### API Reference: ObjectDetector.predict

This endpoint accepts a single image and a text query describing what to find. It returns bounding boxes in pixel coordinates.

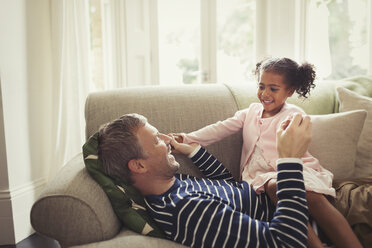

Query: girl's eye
[258,85,264,90]
[271,88,279,92]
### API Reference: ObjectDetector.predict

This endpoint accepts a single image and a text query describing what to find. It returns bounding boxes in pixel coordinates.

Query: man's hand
[169,135,199,156]
[276,113,312,158]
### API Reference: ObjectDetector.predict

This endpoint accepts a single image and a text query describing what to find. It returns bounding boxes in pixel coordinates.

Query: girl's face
[257,71,295,118]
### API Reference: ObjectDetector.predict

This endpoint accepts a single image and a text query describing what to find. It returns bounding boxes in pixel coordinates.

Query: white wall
[0,0,53,244]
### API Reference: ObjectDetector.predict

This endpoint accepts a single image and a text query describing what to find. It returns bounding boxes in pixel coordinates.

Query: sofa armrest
[31,153,121,247]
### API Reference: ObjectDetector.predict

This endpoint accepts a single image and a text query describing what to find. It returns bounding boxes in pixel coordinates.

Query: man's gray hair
[98,113,148,185]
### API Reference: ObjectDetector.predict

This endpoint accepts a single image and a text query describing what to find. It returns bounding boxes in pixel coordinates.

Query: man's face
[136,123,180,178]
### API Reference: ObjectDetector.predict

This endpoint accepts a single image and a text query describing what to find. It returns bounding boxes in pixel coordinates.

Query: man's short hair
[98,113,148,185]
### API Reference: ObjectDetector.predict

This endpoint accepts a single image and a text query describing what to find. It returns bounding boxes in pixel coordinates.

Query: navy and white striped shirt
[145,147,309,248]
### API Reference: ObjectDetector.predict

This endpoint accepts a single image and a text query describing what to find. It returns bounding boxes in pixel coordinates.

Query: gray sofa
[31,79,372,247]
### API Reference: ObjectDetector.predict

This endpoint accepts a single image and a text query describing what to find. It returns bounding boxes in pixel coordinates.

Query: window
[157,0,256,84]
[326,0,369,79]
[216,0,256,83]
[88,0,372,88]
[157,0,200,84]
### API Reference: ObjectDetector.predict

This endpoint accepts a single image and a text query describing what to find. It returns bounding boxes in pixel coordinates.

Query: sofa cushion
[85,84,242,180]
[82,132,165,238]
[337,87,372,177]
[68,229,187,248]
[309,110,367,179]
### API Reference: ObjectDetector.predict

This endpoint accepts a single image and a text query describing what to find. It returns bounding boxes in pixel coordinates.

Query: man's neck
[135,176,176,196]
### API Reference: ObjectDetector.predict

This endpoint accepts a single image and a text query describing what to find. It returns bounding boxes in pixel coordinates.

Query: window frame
[98,0,372,87]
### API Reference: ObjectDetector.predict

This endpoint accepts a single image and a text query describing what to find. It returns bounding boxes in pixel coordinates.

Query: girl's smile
[257,71,295,118]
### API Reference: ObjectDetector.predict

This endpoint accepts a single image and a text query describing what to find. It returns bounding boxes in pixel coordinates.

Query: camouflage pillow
[82,132,165,238]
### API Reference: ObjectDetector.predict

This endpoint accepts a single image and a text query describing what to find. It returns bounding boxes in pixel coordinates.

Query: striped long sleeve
[145,147,308,248]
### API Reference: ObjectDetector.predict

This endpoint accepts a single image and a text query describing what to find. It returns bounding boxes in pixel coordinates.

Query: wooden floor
[0,234,60,248]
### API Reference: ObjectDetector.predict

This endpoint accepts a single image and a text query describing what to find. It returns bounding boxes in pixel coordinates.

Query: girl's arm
[182,109,248,146]
[170,137,234,181]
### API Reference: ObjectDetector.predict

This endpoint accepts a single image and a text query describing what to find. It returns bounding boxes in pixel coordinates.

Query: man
[98,113,311,248]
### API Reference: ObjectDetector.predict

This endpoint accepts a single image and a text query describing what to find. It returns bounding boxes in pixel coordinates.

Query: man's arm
[170,138,234,181]
[276,113,312,159]
[171,161,308,248]
[190,146,234,181]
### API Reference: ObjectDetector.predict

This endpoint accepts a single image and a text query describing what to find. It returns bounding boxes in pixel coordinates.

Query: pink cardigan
[183,102,335,197]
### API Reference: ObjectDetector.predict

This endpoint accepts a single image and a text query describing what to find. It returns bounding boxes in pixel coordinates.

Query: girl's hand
[168,133,184,143]
[169,134,198,156]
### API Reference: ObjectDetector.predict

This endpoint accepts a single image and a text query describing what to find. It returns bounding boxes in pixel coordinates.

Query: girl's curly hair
[254,57,316,98]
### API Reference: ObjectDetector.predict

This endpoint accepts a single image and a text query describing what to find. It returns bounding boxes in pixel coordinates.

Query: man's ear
[128,159,147,174]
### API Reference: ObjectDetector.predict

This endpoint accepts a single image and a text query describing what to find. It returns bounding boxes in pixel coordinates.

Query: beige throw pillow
[309,110,367,179]
[337,87,372,177]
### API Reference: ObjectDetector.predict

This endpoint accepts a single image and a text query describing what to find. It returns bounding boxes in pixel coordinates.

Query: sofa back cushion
[309,110,367,179]
[85,84,242,180]
[337,87,372,177]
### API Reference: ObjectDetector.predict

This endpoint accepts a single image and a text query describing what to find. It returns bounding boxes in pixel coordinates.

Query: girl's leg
[265,180,323,248]
[306,192,362,248]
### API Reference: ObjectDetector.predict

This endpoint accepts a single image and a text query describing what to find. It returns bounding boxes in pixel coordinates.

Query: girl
[174,58,361,248]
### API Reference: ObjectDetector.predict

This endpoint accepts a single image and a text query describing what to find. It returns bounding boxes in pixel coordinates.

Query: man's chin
[168,155,180,169]
[172,161,180,170]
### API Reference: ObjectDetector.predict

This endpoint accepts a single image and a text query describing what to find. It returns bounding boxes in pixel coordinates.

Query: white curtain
[50,0,91,177]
